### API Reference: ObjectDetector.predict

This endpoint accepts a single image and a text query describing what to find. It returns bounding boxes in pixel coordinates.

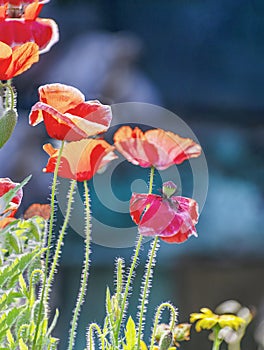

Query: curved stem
[68,180,92,350]
[114,166,155,345]
[87,323,103,350]
[46,180,76,300]
[137,235,159,347]
[32,141,65,350]
[150,302,178,349]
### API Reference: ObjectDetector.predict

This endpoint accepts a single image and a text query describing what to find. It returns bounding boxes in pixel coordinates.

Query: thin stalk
[32,141,65,350]
[0,82,15,110]
[46,180,76,300]
[212,326,223,350]
[137,235,159,347]
[114,166,155,345]
[68,180,92,350]
[150,302,178,349]
[87,323,103,350]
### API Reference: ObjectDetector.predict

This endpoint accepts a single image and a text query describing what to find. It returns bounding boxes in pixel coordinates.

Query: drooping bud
[159,331,173,350]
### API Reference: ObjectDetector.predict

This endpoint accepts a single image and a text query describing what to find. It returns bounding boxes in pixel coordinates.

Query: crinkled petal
[29,101,111,141]
[114,126,157,167]
[130,193,158,224]
[38,83,85,113]
[0,41,12,77]
[114,126,202,170]
[8,41,39,77]
[0,18,59,54]
[43,140,116,182]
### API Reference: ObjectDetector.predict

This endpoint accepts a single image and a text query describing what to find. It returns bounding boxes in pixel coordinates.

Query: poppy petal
[0,41,12,76]
[43,140,116,182]
[38,83,85,113]
[114,126,202,170]
[0,18,59,54]
[8,42,39,77]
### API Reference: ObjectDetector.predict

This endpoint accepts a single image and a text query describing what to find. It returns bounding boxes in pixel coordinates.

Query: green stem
[87,323,103,350]
[212,326,223,350]
[137,235,159,347]
[46,180,76,300]
[32,140,65,350]
[114,166,155,346]
[68,180,92,350]
[0,82,15,110]
[150,302,178,350]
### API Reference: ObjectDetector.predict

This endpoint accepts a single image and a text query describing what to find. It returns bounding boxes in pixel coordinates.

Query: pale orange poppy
[0,41,39,80]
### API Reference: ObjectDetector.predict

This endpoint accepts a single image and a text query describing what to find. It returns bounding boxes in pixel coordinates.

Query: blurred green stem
[212,326,223,350]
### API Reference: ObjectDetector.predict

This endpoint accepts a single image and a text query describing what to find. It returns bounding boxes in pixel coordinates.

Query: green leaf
[6,329,15,347]
[0,291,23,310]
[124,316,137,350]
[6,232,21,254]
[0,109,17,149]
[18,338,28,350]
[0,247,44,289]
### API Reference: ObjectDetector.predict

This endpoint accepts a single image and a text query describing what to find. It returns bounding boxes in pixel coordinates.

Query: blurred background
[0,0,264,348]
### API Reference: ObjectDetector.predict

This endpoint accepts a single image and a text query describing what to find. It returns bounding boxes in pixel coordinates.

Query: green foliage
[123,317,137,350]
[0,216,58,349]
[0,109,17,149]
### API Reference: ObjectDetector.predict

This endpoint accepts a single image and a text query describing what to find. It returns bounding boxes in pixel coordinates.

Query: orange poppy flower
[29,84,113,141]
[0,177,23,217]
[43,139,117,182]
[114,126,202,170]
[0,41,39,80]
[0,0,58,54]
[24,203,50,220]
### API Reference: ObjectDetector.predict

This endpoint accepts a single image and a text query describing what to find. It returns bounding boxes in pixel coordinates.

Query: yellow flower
[190,308,246,333]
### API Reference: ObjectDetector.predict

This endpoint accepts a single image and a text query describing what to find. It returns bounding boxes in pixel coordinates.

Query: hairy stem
[150,302,178,349]
[46,180,76,300]
[68,180,92,350]
[114,166,155,346]
[137,235,159,347]
[32,141,65,350]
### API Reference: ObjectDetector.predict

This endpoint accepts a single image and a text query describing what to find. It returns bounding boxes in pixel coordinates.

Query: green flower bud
[159,331,173,350]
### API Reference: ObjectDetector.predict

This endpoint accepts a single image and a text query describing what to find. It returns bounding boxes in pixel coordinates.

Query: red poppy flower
[0,177,23,217]
[43,139,117,182]
[130,181,199,244]
[29,84,113,141]
[0,41,39,80]
[114,126,201,170]
[0,0,58,54]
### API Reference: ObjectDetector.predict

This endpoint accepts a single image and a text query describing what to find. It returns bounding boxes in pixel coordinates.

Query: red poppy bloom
[130,181,199,244]
[0,41,39,80]
[29,84,113,141]
[0,177,23,217]
[0,0,58,54]
[114,126,201,170]
[43,139,117,182]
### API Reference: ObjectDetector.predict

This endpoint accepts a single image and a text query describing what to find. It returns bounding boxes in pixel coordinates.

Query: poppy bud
[159,331,173,350]
[0,109,17,148]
